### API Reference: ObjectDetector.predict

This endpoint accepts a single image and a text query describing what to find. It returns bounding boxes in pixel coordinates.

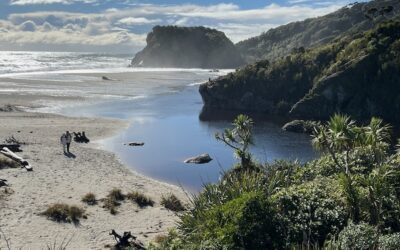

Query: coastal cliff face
[200,20,400,124]
[131,26,244,69]
[237,0,400,63]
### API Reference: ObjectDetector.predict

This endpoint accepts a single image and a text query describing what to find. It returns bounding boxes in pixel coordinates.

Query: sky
[0,0,362,53]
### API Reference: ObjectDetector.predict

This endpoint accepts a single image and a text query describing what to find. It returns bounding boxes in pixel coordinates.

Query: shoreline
[0,99,188,249]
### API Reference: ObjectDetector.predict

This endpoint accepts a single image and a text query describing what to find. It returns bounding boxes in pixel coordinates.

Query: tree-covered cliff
[236,0,400,63]
[131,26,244,69]
[200,19,400,124]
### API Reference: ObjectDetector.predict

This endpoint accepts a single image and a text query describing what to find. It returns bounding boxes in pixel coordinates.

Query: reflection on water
[64,84,317,192]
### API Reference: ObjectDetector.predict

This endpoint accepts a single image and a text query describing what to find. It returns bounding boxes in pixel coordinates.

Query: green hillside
[200,19,400,124]
[237,0,400,63]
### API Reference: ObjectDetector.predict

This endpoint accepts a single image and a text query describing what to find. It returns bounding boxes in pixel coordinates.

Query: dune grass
[81,192,97,205]
[41,203,86,223]
[126,191,155,208]
[102,188,125,215]
[161,194,185,212]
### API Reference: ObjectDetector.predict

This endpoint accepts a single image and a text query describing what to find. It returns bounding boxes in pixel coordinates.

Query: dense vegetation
[236,0,400,63]
[200,19,400,124]
[149,114,400,249]
[131,26,244,68]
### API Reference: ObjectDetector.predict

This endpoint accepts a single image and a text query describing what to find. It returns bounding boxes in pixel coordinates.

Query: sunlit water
[0,51,317,192]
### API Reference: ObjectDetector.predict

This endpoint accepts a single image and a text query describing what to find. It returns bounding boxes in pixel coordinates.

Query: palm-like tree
[312,114,357,173]
[359,117,391,163]
[216,114,254,168]
[360,165,395,229]
[312,114,392,223]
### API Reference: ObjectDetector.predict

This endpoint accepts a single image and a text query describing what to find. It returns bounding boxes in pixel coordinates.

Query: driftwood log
[124,142,145,147]
[0,147,32,171]
[0,144,21,152]
[110,230,146,250]
[0,179,7,187]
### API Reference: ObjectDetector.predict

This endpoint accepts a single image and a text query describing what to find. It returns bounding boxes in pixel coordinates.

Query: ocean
[0,51,317,192]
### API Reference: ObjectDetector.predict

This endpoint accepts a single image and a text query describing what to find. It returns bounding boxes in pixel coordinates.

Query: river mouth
[57,74,316,192]
[1,67,317,192]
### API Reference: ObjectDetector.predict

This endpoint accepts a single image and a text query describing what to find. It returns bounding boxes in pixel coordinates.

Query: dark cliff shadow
[199,106,289,125]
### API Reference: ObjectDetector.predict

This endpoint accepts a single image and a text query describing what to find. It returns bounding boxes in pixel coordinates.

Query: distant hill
[131,26,244,69]
[237,0,400,63]
[200,19,400,124]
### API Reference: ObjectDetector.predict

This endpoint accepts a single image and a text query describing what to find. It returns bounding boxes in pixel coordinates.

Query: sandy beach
[0,89,187,249]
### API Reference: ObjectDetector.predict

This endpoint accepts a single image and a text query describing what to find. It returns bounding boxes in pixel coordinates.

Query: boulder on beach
[184,154,212,164]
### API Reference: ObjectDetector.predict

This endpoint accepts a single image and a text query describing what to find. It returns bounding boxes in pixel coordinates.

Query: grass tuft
[41,203,85,223]
[161,194,185,212]
[102,188,125,215]
[108,188,125,201]
[126,191,155,208]
[81,192,97,205]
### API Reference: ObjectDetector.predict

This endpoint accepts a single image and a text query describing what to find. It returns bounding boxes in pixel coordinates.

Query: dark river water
[60,70,317,192]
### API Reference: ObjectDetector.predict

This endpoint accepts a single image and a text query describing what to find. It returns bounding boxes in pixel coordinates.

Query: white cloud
[10,0,97,5]
[19,20,37,31]
[117,17,161,26]
[0,2,347,52]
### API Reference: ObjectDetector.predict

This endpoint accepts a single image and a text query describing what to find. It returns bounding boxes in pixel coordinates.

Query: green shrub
[202,192,278,249]
[126,191,154,208]
[379,233,400,250]
[271,178,347,245]
[161,194,185,212]
[338,222,379,250]
[41,203,85,223]
[81,193,97,205]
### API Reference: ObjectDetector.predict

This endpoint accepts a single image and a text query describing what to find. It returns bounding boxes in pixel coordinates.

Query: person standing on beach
[60,133,67,153]
[65,131,72,153]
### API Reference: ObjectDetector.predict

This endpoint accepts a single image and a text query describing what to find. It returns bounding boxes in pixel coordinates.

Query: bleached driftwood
[0,147,32,171]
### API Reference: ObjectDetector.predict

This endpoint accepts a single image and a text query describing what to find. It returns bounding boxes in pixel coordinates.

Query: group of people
[73,131,90,143]
[60,131,90,154]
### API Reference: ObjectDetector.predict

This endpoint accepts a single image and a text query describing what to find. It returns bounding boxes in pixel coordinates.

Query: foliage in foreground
[150,114,400,249]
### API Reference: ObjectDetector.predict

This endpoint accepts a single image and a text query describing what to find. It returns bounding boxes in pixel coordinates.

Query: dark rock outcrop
[200,19,400,125]
[131,26,244,69]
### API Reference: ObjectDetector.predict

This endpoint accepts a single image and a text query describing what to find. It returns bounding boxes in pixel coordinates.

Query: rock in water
[184,154,213,164]
[282,120,318,134]
[124,142,145,147]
